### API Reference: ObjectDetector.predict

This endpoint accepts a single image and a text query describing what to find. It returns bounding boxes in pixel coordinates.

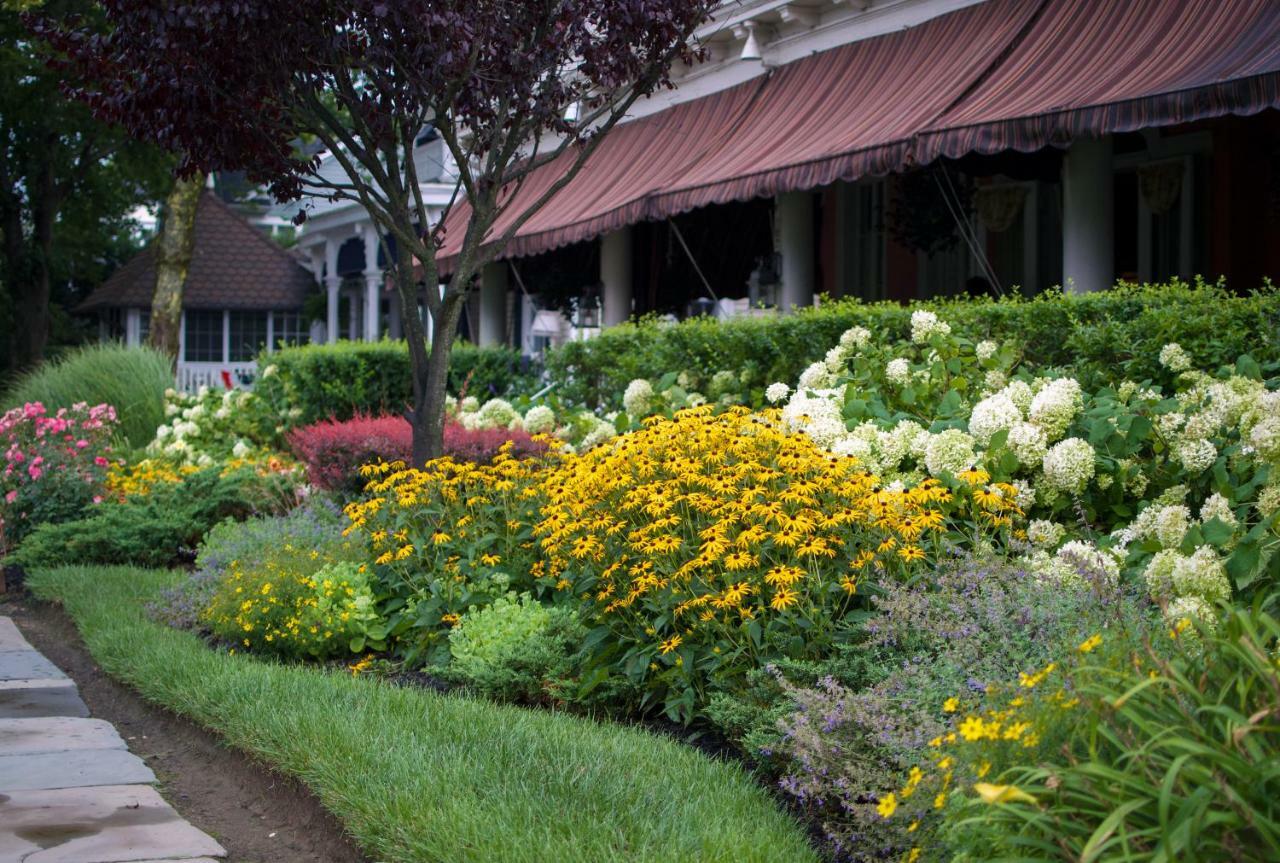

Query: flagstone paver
[0,679,90,719]
[0,616,226,862]
[0,718,126,756]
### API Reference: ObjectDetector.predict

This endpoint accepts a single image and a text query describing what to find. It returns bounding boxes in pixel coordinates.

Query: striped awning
[437,0,1280,270]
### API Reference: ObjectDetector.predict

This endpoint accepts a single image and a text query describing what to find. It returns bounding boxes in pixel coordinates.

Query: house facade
[433,0,1280,352]
[79,191,316,390]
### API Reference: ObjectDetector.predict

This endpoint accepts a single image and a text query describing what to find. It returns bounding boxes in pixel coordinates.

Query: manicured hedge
[545,279,1280,409]
[255,340,539,427]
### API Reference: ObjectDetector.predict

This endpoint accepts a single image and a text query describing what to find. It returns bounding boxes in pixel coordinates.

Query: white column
[600,228,633,328]
[1062,135,1114,293]
[362,228,381,341]
[323,239,340,344]
[777,191,816,311]
[479,262,509,347]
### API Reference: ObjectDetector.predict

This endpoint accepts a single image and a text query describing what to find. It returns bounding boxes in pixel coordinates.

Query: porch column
[323,239,340,344]
[600,228,633,328]
[777,191,816,311]
[1062,135,1114,293]
[479,261,508,347]
[363,228,381,341]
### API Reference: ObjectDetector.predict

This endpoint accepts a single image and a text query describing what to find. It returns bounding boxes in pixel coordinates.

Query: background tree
[148,172,203,361]
[0,0,167,373]
[35,0,715,462]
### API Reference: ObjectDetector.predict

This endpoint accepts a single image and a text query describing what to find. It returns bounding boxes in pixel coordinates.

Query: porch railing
[176,361,258,393]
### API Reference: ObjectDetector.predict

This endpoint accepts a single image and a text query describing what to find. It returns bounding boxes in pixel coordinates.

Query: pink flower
[27,464,42,481]
[4,490,16,504]
[94,456,109,468]
[76,439,90,449]
[92,495,103,504]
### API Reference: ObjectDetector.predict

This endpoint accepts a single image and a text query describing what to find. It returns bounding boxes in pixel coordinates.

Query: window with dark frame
[183,310,224,362]
[229,311,269,362]
[272,311,310,349]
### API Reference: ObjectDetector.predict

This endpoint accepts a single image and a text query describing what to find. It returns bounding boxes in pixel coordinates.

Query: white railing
[176,361,258,393]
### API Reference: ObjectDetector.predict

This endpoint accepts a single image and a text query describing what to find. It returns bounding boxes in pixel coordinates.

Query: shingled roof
[79,190,315,312]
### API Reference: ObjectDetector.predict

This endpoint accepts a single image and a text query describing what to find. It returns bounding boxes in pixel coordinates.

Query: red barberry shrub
[289,415,545,496]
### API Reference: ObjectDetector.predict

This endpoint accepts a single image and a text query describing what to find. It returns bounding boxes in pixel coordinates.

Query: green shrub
[444,593,583,703]
[546,279,1280,409]
[8,463,296,570]
[2,343,173,449]
[254,340,539,427]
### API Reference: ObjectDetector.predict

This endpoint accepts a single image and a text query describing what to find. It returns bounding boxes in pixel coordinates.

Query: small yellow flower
[876,792,898,819]
[659,634,683,655]
[1078,633,1103,653]
[942,696,959,713]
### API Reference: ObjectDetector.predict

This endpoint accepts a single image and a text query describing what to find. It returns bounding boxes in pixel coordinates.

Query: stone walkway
[0,616,226,863]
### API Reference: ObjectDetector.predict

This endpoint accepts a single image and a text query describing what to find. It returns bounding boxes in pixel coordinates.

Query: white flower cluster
[910,310,951,343]
[765,382,791,404]
[781,387,847,449]
[1040,437,1096,495]
[1028,377,1083,440]
[968,392,1022,446]
[923,429,976,478]
[798,361,837,391]
[885,358,911,386]
[623,379,659,417]
[522,405,557,436]
[840,326,871,351]
[975,340,998,361]
[1158,342,1192,372]
[1028,540,1120,591]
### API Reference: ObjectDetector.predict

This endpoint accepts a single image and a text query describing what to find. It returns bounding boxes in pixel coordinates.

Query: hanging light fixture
[739,22,763,62]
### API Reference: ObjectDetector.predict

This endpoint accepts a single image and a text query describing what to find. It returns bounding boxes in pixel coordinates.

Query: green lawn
[28,566,817,863]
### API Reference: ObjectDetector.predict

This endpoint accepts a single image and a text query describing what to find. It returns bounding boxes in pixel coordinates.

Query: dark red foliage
[289,414,545,496]
[32,1,714,203]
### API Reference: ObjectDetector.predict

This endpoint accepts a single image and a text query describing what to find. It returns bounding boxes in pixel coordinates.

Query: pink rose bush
[1,402,118,553]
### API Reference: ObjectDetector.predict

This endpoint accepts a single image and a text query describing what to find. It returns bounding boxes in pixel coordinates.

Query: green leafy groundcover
[28,566,817,863]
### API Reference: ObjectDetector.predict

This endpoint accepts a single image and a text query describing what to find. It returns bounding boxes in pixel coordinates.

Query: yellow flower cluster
[345,407,1025,692]
[201,549,380,659]
[105,458,198,499]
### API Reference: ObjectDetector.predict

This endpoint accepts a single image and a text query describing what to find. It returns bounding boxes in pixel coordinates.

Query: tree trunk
[413,294,465,464]
[149,173,204,361]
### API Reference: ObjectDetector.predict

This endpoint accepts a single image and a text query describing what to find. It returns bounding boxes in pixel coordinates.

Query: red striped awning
[915,0,1280,163]
[436,0,1280,270]
[436,0,1038,269]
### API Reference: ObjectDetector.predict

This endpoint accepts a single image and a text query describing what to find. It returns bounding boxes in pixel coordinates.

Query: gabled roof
[80,190,315,312]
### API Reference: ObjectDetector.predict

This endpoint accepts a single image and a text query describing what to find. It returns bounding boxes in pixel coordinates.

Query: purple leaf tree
[33,0,713,461]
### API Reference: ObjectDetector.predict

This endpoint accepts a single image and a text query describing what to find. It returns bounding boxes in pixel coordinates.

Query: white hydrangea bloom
[1165,595,1217,630]
[968,393,1022,446]
[839,326,871,351]
[798,361,836,391]
[1199,493,1237,530]
[1259,483,1280,516]
[824,346,849,372]
[1005,422,1048,468]
[1153,504,1191,548]
[164,402,181,417]
[1056,540,1121,590]
[923,429,977,478]
[460,396,480,413]
[910,310,951,343]
[1158,342,1192,372]
[1156,412,1187,437]
[885,358,911,386]
[1001,379,1034,414]
[1041,437,1096,495]
[975,340,998,361]
[1027,519,1065,548]
[1142,549,1181,599]
[579,419,617,451]
[676,371,694,390]
[781,387,847,449]
[622,379,656,417]
[765,382,790,404]
[831,435,875,466]
[710,370,738,395]
[893,420,929,458]
[1028,377,1083,439]
[1011,479,1036,510]
[477,398,519,428]
[523,406,556,435]
[231,439,251,459]
[1175,437,1218,474]
[687,392,708,408]
[983,370,1008,393]
[1247,416,1280,462]
[260,363,279,379]
[1170,546,1231,604]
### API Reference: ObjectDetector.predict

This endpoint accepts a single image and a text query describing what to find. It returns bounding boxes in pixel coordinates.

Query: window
[842,181,886,299]
[272,312,310,349]
[229,311,268,362]
[138,309,151,345]
[183,310,224,362]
